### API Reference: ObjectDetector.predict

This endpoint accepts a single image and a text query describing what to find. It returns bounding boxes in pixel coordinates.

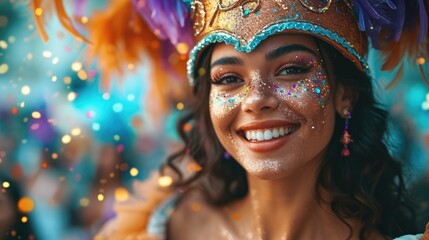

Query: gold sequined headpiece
[187,0,370,84]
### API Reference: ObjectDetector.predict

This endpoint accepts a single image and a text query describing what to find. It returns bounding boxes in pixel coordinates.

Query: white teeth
[246,131,252,140]
[272,128,279,138]
[264,130,272,140]
[256,131,264,141]
[243,126,296,142]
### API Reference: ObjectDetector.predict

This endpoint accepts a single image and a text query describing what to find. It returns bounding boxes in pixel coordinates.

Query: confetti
[21,85,31,95]
[77,70,87,80]
[18,197,35,213]
[2,181,10,188]
[176,42,189,54]
[86,110,96,119]
[0,63,9,74]
[67,92,77,101]
[42,51,52,58]
[130,168,139,177]
[80,198,90,207]
[63,76,72,84]
[81,16,89,24]
[176,102,184,110]
[158,176,173,187]
[127,94,135,101]
[62,134,72,144]
[31,111,41,119]
[113,135,120,141]
[114,188,129,202]
[102,92,110,100]
[52,57,59,64]
[0,40,7,49]
[113,103,123,112]
[97,194,104,202]
[34,8,43,16]
[92,123,100,131]
[71,128,81,136]
[71,61,82,72]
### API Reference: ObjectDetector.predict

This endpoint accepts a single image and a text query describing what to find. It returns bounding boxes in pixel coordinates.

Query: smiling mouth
[241,125,299,142]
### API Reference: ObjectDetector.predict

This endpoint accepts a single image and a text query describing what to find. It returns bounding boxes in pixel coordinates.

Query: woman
[33,0,429,239]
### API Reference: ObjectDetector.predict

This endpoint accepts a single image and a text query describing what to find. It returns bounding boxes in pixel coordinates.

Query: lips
[238,120,300,153]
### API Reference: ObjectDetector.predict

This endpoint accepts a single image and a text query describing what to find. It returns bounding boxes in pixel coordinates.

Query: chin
[238,157,299,180]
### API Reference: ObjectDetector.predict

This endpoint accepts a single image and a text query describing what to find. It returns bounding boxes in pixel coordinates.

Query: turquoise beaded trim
[187,21,371,85]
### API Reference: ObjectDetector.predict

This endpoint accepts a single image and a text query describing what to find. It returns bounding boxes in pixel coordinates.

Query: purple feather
[353,0,405,48]
[353,0,428,48]
[417,0,428,43]
[132,0,194,47]
[72,0,87,17]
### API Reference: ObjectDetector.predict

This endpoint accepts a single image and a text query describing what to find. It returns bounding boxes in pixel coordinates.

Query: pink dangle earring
[340,107,353,157]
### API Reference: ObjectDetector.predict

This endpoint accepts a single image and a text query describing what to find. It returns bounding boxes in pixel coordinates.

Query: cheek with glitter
[209,86,250,118]
[273,65,330,109]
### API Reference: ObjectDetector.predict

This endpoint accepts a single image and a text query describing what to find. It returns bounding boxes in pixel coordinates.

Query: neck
[235,157,359,240]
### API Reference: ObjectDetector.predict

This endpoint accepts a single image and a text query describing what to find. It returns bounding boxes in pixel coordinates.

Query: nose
[241,81,280,114]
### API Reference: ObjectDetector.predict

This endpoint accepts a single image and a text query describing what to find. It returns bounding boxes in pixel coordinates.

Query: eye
[276,65,309,76]
[211,74,243,85]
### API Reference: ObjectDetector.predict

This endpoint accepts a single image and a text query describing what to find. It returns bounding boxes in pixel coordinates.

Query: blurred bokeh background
[0,0,428,239]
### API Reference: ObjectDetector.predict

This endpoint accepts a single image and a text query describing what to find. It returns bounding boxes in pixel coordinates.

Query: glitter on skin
[272,58,330,109]
[211,56,332,178]
[210,58,330,121]
[209,85,250,118]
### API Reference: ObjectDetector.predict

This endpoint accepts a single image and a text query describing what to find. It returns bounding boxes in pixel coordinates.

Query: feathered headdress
[32,0,428,89]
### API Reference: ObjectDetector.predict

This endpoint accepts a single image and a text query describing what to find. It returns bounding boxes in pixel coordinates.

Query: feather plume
[87,0,191,117]
[378,0,428,70]
[32,0,89,42]
[131,0,193,47]
[354,0,428,88]
[32,0,192,118]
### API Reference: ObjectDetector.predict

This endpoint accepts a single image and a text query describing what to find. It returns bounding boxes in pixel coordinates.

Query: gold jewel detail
[209,0,241,27]
[299,0,332,13]
[191,1,206,36]
[239,0,261,18]
[274,0,289,10]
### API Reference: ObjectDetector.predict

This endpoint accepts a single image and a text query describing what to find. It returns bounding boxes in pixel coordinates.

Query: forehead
[210,34,318,63]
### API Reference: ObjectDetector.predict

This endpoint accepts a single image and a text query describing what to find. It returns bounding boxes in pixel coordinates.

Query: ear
[334,82,359,118]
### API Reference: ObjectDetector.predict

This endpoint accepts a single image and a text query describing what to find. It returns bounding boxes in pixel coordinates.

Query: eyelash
[211,60,314,85]
[275,60,313,76]
[211,73,243,85]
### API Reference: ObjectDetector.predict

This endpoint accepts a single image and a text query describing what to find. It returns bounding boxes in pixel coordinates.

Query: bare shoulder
[167,189,223,240]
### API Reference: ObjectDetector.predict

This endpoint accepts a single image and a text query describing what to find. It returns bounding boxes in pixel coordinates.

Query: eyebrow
[265,44,318,61]
[210,44,318,68]
[211,56,243,68]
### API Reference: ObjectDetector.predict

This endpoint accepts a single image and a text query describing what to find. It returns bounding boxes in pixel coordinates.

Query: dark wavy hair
[161,38,417,239]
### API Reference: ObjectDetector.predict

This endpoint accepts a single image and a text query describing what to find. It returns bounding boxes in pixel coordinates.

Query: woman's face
[209,34,337,180]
